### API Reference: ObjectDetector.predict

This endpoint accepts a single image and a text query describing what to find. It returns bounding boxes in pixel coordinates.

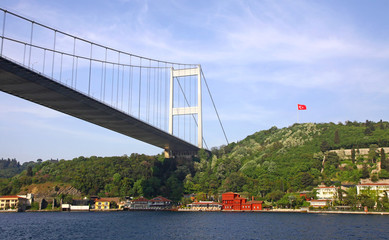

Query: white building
[315,186,338,200]
[308,199,328,208]
[356,183,389,199]
[17,193,33,207]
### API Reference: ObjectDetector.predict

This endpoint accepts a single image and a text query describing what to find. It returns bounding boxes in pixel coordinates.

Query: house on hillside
[357,183,389,199]
[315,185,338,200]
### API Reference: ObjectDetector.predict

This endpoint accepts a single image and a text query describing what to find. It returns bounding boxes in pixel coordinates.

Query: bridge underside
[0,57,200,157]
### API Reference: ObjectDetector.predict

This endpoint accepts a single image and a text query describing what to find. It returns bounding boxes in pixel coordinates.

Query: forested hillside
[191,121,389,200]
[1,120,389,203]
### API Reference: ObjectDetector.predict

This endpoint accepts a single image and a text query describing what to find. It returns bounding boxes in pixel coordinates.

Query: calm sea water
[0,211,388,240]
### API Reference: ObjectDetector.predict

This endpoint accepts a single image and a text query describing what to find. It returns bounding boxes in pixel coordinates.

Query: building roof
[190,201,222,205]
[131,197,149,202]
[150,196,172,202]
[95,197,120,203]
[358,183,389,186]
[0,195,26,199]
[222,192,238,195]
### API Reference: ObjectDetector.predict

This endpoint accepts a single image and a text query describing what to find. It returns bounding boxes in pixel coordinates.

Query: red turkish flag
[298,104,307,110]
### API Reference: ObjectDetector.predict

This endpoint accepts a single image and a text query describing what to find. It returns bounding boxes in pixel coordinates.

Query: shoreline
[2,209,389,215]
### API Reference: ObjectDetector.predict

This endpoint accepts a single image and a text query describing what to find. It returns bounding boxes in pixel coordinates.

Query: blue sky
[1,0,389,163]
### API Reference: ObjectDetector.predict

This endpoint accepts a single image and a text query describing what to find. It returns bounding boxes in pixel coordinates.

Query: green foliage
[110,201,118,209]
[361,164,370,179]
[30,202,39,210]
[0,158,39,178]
[334,129,340,145]
[379,169,389,179]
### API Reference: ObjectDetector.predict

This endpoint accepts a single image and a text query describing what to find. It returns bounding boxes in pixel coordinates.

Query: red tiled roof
[132,197,149,202]
[0,195,26,199]
[150,196,172,202]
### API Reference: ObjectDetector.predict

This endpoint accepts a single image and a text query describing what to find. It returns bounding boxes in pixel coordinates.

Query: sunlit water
[0,211,388,239]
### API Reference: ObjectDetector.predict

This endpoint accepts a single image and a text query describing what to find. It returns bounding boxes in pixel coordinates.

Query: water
[0,211,388,240]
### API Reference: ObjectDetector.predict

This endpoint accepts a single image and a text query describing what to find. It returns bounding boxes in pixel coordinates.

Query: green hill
[1,120,389,204]
[189,120,389,198]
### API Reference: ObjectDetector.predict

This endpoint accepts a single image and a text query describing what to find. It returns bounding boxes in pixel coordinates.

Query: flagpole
[297,109,299,123]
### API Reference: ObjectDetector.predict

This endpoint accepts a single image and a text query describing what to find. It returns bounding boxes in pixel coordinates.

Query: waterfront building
[95,198,111,210]
[0,195,28,211]
[130,197,150,210]
[356,183,389,199]
[222,192,262,211]
[187,201,222,211]
[242,199,263,211]
[149,196,172,210]
[222,192,246,210]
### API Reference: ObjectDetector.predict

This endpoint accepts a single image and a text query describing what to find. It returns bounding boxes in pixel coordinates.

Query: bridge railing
[0,8,208,148]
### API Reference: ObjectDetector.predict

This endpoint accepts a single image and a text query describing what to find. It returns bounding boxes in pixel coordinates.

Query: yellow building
[0,195,28,211]
[94,197,121,210]
[95,198,109,210]
[95,198,110,210]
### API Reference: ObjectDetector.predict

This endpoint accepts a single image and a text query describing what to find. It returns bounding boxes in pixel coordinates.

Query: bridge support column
[169,66,203,148]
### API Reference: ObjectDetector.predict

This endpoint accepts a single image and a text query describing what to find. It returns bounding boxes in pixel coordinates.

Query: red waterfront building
[222,192,263,211]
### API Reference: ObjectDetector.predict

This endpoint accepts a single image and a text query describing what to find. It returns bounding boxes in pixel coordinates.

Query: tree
[359,194,375,209]
[364,120,375,135]
[320,140,331,152]
[351,148,356,164]
[293,172,314,189]
[110,201,118,209]
[381,148,387,170]
[326,152,340,168]
[26,166,33,177]
[368,144,378,164]
[334,129,340,145]
[266,190,284,202]
[361,164,369,179]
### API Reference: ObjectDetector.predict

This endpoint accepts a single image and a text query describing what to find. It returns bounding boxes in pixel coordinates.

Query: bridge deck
[0,57,200,155]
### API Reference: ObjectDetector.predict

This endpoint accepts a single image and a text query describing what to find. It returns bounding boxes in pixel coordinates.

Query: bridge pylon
[166,65,202,158]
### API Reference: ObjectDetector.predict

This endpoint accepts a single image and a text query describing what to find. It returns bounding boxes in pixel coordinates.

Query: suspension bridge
[0,8,228,158]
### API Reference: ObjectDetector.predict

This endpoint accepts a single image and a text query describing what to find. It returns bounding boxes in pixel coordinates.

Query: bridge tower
[167,66,202,158]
